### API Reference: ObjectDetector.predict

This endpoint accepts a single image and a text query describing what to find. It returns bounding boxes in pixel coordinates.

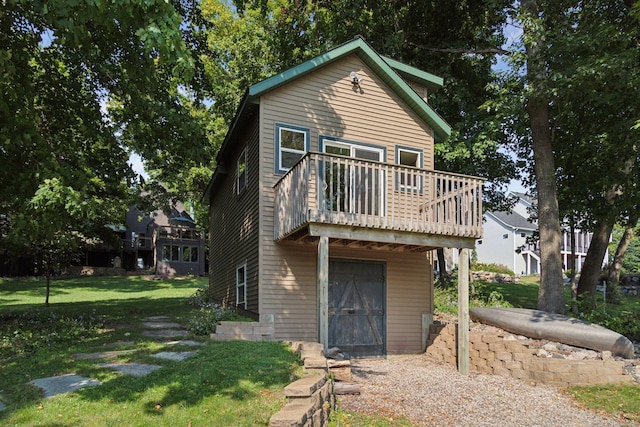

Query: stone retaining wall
[270,342,338,427]
[426,323,635,387]
[270,374,333,427]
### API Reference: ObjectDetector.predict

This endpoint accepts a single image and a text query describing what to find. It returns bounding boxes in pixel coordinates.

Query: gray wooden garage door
[328,259,385,357]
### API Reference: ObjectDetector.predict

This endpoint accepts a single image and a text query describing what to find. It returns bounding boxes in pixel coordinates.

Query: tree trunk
[577,221,613,307]
[606,219,636,304]
[522,0,565,314]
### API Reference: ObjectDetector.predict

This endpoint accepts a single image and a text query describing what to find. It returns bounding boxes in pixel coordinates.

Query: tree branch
[408,41,512,56]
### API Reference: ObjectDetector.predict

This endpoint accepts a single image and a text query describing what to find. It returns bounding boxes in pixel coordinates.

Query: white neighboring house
[475,192,596,276]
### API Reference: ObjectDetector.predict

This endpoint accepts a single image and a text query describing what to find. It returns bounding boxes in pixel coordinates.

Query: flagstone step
[30,374,101,398]
[98,362,162,377]
[73,349,137,360]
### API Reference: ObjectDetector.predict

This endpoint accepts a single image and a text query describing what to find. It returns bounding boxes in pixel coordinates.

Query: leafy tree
[1,0,196,298]
[487,0,639,312]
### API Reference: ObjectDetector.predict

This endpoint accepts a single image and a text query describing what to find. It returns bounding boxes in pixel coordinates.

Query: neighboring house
[203,37,483,357]
[475,192,595,275]
[85,203,206,276]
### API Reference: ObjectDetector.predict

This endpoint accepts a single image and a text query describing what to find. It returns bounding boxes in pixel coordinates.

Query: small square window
[503,234,509,239]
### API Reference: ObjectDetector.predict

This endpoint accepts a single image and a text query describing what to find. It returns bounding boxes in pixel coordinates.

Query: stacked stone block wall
[270,342,343,427]
[426,323,634,387]
[270,374,334,427]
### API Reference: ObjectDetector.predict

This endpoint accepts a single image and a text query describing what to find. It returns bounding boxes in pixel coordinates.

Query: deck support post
[318,235,329,349]
[457,247,469,374]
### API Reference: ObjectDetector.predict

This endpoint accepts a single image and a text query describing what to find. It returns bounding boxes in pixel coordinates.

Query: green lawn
[0,275,303,426]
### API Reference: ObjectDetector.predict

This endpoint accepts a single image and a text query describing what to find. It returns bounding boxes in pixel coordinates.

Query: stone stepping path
[73,349,137,360]
[98,362,162,377]
[141,316,188,339]
[164,340,203,347]
[143,321,182,329]
[142,329,189,338]
[30,374,102,398]
[151,351,197,361]
[16,316,201,406]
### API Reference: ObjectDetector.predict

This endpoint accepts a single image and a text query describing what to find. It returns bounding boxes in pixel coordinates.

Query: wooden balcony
[274,152,484,250]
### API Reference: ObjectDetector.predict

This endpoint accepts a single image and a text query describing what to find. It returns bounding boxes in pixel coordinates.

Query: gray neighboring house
[475,192,596,275]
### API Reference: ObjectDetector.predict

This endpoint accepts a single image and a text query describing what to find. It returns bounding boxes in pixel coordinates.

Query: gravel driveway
[338,354,638,427]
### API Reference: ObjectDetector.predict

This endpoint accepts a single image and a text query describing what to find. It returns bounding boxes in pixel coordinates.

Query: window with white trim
[395,146,423,191]
[275,124,310,173]
[236,264,247,308]
[237,147,247,194]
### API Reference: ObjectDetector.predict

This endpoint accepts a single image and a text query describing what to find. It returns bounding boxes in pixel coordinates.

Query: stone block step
[215,321,274,336]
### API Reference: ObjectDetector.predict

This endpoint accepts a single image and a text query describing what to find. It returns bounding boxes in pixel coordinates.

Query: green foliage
[187,307,246,335]
[0,311,104,361]
[579,306,640,342]
[609,224,640,275]
[472,262,515,275]
[568,385,640,423]
[434,280,512,315]
[187,288,251,335]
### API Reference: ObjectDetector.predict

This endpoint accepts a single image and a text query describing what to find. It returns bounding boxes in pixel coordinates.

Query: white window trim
[395,146,423,192]
[236,263,247,308]
[237,147,247,195]
[275,123,310,174]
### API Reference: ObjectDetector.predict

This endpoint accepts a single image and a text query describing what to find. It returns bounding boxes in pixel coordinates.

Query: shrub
[579,308,640,342]
[471,262,515,275]
[434,281,512,315]
[187,288,245,335]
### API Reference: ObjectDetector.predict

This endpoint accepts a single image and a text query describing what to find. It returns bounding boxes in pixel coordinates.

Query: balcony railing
[274,152,484,241]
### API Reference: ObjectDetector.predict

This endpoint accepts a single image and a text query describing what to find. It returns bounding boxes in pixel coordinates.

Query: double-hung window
[236,264,247,309]
[275,124,310,174]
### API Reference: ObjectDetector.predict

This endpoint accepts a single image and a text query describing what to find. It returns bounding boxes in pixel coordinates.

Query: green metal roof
[248,36,451,140]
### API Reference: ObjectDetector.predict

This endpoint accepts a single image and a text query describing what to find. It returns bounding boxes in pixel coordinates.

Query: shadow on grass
[76,341,300,413]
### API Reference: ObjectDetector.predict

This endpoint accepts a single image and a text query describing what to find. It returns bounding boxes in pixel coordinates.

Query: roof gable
[203,36,452,203]
[247,36,450,141]
[486,210,536,232]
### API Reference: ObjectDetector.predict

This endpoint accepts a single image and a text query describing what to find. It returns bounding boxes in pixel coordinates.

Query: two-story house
[476,192,595,275]
[84,202,206,276]
[203,37,483,359]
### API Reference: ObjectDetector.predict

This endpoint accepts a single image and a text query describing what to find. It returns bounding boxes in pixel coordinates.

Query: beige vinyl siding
[258,54,437,350]
[208,119,260,313]
[406,80,429,101]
